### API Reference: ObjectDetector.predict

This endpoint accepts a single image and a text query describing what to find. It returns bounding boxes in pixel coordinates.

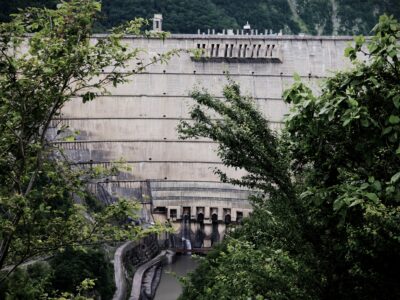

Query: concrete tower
[153,14,163,32]
[243,21,251,35]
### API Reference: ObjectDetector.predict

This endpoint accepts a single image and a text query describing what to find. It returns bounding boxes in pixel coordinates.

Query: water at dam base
[154,255,198,300]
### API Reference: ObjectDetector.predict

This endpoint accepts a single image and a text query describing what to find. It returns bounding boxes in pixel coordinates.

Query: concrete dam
[55,23,353,248]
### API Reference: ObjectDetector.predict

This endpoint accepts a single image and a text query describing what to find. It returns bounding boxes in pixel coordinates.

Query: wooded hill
[1,0,399,35]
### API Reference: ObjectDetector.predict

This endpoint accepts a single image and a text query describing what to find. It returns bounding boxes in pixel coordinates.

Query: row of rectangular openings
[166,207,244,221]
[197,43,276,58]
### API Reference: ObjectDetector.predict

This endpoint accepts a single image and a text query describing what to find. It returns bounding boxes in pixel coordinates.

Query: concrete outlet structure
[56,22,355,247]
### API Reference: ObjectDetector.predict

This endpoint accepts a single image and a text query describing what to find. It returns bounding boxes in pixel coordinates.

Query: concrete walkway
[129,251,167,300]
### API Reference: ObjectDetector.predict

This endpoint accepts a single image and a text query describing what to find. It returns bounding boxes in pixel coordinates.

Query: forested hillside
[1,0,399,35]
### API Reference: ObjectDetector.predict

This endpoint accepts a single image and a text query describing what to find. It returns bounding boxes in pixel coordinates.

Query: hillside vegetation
[1,0,399,35]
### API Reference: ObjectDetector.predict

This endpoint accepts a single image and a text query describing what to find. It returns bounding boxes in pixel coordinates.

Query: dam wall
[60,34,353,180]
[56,33,355,243]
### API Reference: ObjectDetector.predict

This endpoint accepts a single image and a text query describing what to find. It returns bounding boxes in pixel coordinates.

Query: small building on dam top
[53,15,355,249]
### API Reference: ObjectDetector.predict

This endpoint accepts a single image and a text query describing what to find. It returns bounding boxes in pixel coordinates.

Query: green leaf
[344,46,355,59]
[370,77,379,87]
[328,110,335,121]
[382,126,393,135]
[371,180,382,191]
[342,117,352,126]
[64,136,75,142]
[82,92,96,103]
[347,98,358,107]
[368,43,378,54]
[390,172,400,184]
[389,115,400,125]
[394,96,400,109]
[349,199,363,208]
[365,193,379,202]
[386,185,396,193]
[300,190,313,199]
[354,35,365,46]
[333,199,344,211]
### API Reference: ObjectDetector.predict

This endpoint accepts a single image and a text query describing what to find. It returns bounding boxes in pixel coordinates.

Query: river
[153,255,197,300]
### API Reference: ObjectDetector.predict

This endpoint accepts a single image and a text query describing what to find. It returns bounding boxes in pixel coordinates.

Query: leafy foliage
[0,262,53,299]
[0,0,168,282]
[178,81,319,300]
[0,248,114,300]
[50,247,115,299]
[178,15,400,300]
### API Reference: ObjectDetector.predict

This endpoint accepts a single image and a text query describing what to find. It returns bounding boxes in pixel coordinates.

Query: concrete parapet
[113,241,137,300]
[112,235,160,300]
[129,251,167,300]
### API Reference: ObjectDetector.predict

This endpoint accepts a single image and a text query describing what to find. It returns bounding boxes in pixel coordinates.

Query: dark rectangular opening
[266,45,270,57]
[183,206,191,218]
[236,211,243,222]
[257,44,261,57]
[154,206,167,213]
[170,209,177,219]
[251,44,256,57]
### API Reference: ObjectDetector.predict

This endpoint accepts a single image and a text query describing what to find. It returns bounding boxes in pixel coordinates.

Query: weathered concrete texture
[62,35,354,181]
[59,34,355,237]
[60,34,353,182]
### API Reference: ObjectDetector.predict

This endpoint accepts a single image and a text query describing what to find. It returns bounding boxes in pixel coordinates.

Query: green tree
[50,247,115,299]
[0,262,53,299]
[178,81,318,300]
[0,0,170,282]
[178,15,400,300]
[0,256,112,299]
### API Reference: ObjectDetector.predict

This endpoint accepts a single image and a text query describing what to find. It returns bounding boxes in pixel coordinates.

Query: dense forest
[1,0,399,35]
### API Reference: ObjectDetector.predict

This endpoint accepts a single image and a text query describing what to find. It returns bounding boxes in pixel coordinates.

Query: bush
[50,247,115,300]
[0,247,115,300]
[0,262,54,299]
